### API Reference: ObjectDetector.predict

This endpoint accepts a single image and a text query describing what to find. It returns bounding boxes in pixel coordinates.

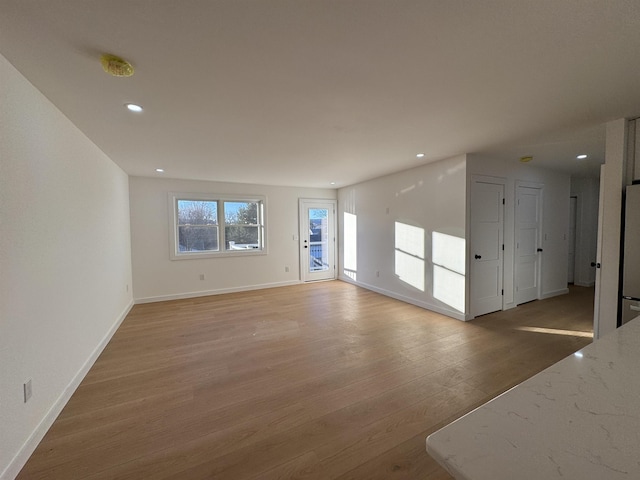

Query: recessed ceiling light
[576,154,588,159]
[330,182,336,185]
[155,168,164,173]
[416,153,425,158]
[520,156,533,163]
[125,103,143,113]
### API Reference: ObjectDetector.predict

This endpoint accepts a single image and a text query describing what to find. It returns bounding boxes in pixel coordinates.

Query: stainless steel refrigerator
[622,183,640,324]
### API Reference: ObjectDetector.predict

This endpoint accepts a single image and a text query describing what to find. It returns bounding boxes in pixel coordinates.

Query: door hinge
[502,244,504,251]
[502,198,505,205]
[501,289,504,295]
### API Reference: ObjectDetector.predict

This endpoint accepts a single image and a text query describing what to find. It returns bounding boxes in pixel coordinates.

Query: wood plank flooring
[17,281,594,480]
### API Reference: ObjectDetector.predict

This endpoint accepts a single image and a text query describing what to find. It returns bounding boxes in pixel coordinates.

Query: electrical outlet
[376,271,380,277]
[24,379,32,403]
[126,284,129,292]
[199,274,205,281]
[285,266,290,273]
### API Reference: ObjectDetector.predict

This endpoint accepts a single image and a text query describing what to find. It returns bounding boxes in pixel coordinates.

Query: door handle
[591,262,601,268]
[537,248,543,252]
[474,254,481,259]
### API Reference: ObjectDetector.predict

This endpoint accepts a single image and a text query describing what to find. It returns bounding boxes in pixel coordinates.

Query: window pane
[225,226,259,250]
[177,200,219,252]
[178,225,219,252]
[178,200,217,225]
[224,201,258,224]
[309,209,329,271]
[224,201,261,251]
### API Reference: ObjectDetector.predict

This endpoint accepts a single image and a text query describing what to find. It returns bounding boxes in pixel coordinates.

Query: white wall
[467,155,571,311]
[337,155,468,320]
[0,54,133,478]
[570,177,600,287]
[129,176,336,302]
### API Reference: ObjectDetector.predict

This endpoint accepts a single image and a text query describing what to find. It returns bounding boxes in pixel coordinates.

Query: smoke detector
[100,54,134,77]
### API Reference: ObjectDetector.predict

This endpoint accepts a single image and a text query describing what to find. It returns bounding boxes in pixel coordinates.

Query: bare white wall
[570,177,600,287]
[0,54,133,478]
[467,155,571,311]
[129,176,336,302]
[337,155,467,320]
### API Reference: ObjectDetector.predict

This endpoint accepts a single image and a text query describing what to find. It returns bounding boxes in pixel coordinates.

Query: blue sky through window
[310,208,328,219]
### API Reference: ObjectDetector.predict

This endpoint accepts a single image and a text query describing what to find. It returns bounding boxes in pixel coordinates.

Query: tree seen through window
[177,200,218,252]
[225,201,260,249]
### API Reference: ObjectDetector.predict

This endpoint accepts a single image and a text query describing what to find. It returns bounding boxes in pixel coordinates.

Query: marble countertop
[426,317,640,480]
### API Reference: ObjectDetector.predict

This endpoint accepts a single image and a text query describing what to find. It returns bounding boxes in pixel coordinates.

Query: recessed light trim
[520,156,533,163]
[125,103,143,113]
[155,168,164,173]
[576,154,588,159]
[416,153,425,158]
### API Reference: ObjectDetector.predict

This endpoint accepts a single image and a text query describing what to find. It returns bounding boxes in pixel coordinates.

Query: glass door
[299,199,336,282]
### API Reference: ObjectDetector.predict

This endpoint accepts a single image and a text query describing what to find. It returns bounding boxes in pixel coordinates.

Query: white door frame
[299,199,337,282]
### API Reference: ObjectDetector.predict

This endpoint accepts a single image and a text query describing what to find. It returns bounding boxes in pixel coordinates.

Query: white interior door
[299,199,336,282]
[568,196,577,283]
[470,179,504,317]
[593,164,606,338]
[515,183,543,305]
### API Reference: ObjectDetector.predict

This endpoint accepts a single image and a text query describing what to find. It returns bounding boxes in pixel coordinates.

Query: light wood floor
[18,281,594,480]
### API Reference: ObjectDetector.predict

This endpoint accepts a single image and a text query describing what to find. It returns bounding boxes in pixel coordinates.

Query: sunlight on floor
[516,326,593,338]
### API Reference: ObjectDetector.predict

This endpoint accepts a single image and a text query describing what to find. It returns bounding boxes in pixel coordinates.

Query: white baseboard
[540,288,570,300]
[503,302,517,311]
[338,275,466,321]
[134,280,303,304]
[1,300,134,480]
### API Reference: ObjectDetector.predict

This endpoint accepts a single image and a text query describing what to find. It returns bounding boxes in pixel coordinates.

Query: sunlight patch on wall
[432,231,465,313]
[395,222,425,291]
[344,212,357,280]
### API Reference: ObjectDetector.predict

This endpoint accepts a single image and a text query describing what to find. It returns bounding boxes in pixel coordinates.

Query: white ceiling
[1,0,639,188]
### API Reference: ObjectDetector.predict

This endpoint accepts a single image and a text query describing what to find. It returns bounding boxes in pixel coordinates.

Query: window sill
[170,249,267,261]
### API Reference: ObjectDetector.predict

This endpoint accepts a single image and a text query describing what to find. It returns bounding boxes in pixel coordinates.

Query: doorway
[568,196,577,284]
[515,182,543,305]
[299,199,337,282]
[470,176,505,317]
